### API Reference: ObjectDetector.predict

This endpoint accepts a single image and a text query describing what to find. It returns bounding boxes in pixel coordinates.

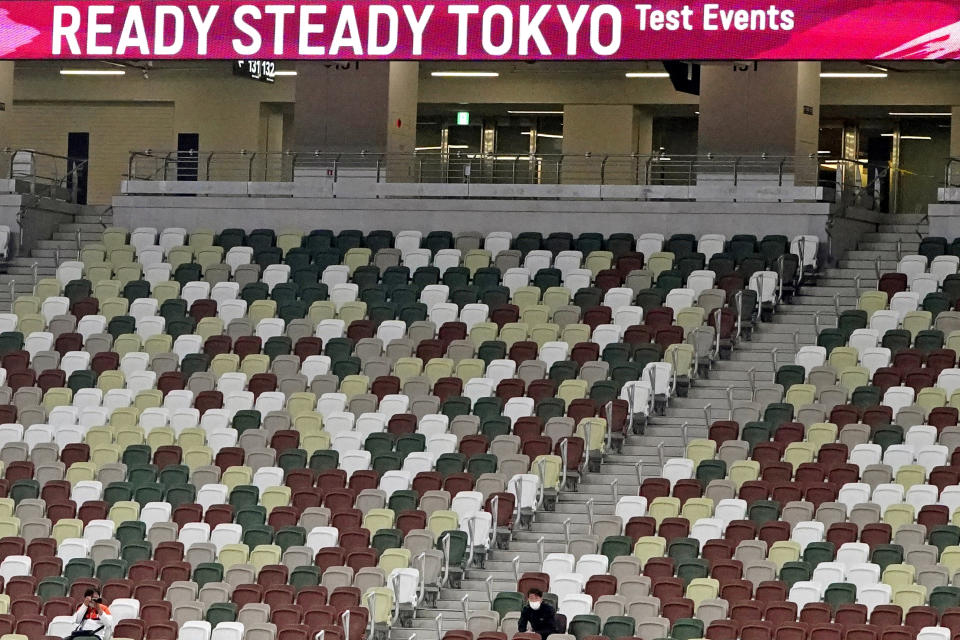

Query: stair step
[58,223,112,233]
[74,216,113,225]
[861,232,924,242]
[51,233,102,242]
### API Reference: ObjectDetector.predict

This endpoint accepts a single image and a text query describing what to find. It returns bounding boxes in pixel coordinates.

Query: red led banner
[0,1,958,60]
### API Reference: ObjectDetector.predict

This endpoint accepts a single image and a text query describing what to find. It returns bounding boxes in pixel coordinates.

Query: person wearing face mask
[518,588,558,640]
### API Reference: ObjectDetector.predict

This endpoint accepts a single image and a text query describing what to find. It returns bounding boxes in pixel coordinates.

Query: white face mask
[529,600,541,610]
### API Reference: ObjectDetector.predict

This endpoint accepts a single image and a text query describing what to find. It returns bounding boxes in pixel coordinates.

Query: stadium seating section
[617,236,960,640]
[0,225,846,640]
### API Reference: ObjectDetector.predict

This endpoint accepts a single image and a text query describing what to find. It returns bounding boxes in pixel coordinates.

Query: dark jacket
[518,602,557,636]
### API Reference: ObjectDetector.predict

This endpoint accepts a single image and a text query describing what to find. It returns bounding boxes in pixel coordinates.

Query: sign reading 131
[234,60,276,83]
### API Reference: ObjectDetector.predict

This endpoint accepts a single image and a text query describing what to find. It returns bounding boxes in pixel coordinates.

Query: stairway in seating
[396,213,929,640]
[0,205,112,308]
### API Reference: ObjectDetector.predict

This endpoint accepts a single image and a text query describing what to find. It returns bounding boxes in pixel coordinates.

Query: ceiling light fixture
[430,71,499,78]
[881,133,933,139]
[820,71,887,78]
[274,71,297,76]
[888,111,950,117]
[507,110,564,115]
[625,72,670,78]
[60,69,126,75]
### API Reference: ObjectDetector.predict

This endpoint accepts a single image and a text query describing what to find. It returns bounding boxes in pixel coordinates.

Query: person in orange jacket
[66,588,114,640]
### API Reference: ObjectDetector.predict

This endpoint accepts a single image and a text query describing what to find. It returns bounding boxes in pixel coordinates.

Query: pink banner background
[0,0,959,60]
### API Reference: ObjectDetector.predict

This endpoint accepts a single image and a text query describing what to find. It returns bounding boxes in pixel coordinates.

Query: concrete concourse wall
[929,204,960,239]
[112,195,833,241]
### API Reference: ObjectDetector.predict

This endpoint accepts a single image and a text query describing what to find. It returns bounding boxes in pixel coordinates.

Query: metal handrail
[946,157,960,188]
[583,421,594,459]
[669,346,678,394]
[340,612,352,640]
[365,593,377,640]
[559,437,570,489]
[489,495,500,548]
[126,150,835,186]
[388,573,403,626]
[535,457,551,503]
[461,595,470,627]
[734,291,744,342]
[414,552,428,607]
[1,148,88,203]
[465,516,476,567]
[440,533,451,588]
[129,149,929,189]
[776,254,787,303]
[648,366,657,406]
[712,308,722,358]
[121,148,960,210]
[15,207,24,258]
[602,402,612,452]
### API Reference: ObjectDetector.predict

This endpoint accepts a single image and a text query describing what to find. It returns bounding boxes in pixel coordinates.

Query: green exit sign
[456,111,470,125]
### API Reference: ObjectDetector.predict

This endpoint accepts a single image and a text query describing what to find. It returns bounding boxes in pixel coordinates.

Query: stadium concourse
[1,209,960,640]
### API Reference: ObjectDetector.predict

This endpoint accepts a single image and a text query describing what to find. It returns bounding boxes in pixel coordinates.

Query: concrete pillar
[840,122,861,191]
[0,63,12,150]
[951,106,960,161]
[561,104,650,184]
[637,109,654,157]
[387,62,418,155]
[254,104,285,181]
[698,62,821,176]
[292,61,418,155]
[562,104,642,155]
